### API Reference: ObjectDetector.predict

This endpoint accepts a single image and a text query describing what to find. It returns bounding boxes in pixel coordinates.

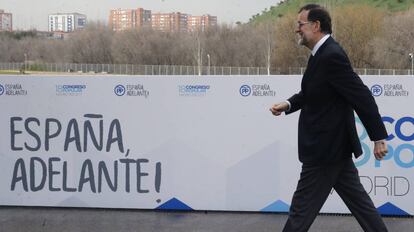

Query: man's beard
[297,34,308,47]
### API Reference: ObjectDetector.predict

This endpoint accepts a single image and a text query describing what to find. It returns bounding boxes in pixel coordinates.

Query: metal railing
[0,62,412,76]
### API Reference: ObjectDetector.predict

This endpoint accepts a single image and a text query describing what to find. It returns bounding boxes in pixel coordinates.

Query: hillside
[249,0,414,23]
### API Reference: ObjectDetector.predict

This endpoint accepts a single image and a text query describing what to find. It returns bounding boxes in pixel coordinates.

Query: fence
[0,62,412,76]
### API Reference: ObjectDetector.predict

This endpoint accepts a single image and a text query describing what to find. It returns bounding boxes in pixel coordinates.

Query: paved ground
[0,207,412,232]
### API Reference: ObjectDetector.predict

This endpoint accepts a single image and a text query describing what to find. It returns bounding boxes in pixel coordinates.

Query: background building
[151,12,188,33]
[109,8,151,31]
[0,9,13,31]
[136,8,152,30]
[188,15,217,32]
[151,13,170,32]
[171,12,188,33]
[48,13,87,32]
[109,7,216,33]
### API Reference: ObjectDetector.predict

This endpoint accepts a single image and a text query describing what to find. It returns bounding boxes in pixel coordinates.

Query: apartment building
[48,13,87,32]
[0,9,12,31]
[188,15,217,32]
[109,8,151,31]
[151,12,188,33]
[108,7,217,33]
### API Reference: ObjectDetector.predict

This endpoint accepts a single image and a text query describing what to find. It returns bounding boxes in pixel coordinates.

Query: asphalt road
[0,206,413,232]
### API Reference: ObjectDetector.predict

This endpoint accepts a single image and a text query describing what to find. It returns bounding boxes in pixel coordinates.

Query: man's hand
[373,140,388,160]
[270,102,289,116]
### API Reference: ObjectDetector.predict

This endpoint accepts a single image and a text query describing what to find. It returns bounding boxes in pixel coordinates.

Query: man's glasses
[296,21,314,28]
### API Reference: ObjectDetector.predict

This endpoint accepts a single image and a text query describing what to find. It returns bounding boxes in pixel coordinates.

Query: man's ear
[313,20,321,33]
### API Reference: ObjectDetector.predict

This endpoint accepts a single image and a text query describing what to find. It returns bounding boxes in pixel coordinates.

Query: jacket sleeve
[325,51,388,141]
[286,90,304,115]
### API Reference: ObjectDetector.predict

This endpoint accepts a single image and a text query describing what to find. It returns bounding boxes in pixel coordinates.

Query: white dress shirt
[285,34,331,111]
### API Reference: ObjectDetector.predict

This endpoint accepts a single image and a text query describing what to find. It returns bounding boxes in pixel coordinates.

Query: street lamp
[409,53,414,76]
[207,54,211,75]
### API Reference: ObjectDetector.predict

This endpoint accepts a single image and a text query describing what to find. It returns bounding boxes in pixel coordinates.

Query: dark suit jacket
[286,36,387,164]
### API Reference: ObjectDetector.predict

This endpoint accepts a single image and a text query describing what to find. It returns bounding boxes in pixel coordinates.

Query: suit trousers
[282,158,388,232]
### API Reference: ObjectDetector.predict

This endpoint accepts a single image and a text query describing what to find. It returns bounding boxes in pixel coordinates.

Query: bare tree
[370,8,414,69]
[67,21,114,64]
[188,30,206,75]
[1,5,413,73]
[272,12,309,74]
[333,5,385,68]
[0,34,20,62]
[256,21,277,74]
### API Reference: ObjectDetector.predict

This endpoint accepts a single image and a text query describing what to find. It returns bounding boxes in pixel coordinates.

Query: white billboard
[0,75,412,215]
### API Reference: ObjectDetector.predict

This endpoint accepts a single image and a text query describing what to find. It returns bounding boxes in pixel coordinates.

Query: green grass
[0,70,22,75]
[249,0,414,24]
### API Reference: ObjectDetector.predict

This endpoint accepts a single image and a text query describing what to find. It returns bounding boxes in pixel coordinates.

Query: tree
[370,8,414,69]
[256,21,277,74]
[333,4,385,68]
[67,21,114,63]
[272,12,309,74]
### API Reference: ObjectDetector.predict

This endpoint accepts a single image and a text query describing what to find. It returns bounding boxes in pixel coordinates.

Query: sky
[1,0,281,31]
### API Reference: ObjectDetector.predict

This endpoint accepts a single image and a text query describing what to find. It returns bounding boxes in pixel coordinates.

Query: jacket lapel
[301,37,335,91]
[302,55,317,91]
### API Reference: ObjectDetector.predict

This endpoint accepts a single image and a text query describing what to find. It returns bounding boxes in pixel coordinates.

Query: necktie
[307,55,314,67]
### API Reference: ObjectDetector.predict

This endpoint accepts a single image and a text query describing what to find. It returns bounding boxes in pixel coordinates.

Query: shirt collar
[311,34,330,56]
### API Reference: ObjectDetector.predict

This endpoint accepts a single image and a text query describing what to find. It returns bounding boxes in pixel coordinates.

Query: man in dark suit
[269,4,389,232]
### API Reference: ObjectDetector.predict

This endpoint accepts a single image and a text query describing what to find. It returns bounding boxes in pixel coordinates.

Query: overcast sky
[2,0,281,31]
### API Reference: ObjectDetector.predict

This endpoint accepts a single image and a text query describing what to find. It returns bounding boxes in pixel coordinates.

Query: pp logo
[0,84,4,96]
[370,84,382,97]
[240,85,251,97]
[114,85,126,96]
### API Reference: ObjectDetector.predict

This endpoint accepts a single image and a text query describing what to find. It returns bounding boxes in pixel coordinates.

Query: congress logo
[178,85,210,97]
[56,84,86,96]
[240,85,251,97]
[370,84,383,97]
[0,84,4,96]
[114,85,126,96]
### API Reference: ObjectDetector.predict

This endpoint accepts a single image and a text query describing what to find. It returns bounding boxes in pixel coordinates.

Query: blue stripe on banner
[261,200,290,212]
[156,197,193,211]
[377,202,410,216]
